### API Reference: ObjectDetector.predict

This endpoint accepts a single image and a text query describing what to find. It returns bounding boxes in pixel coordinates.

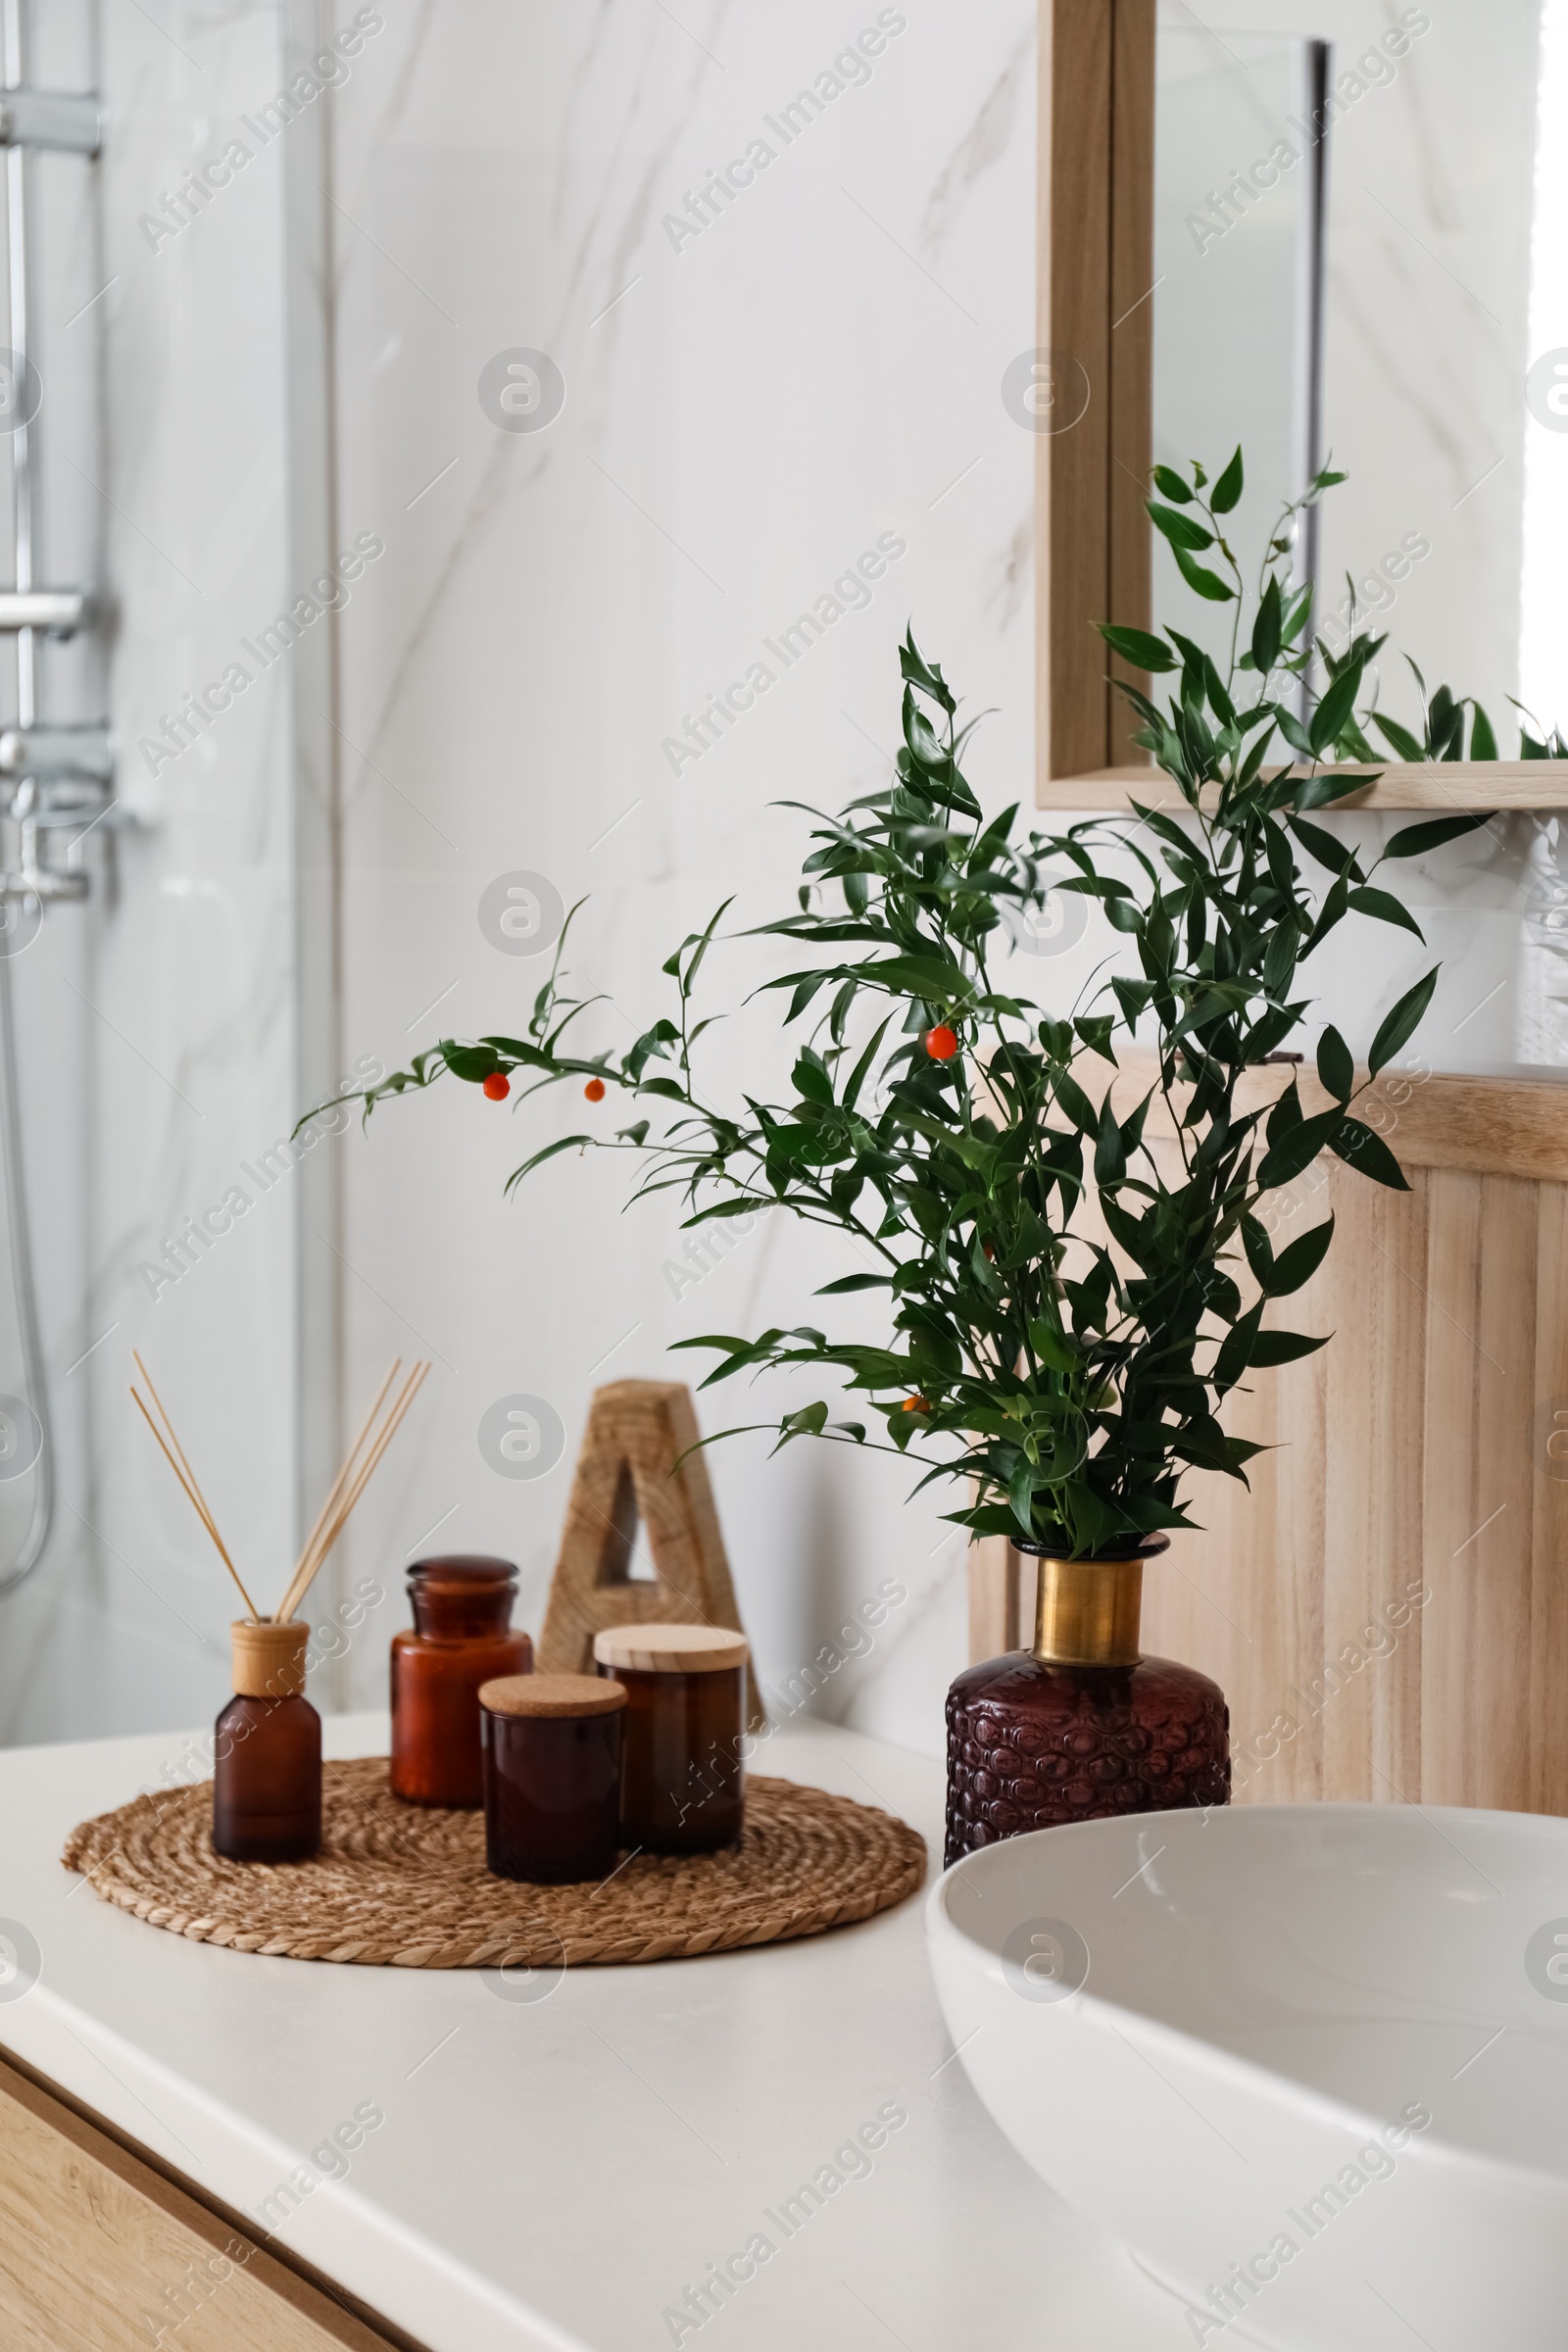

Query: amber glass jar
[945,1535,1229,1867]
[480,1673,626,1883]
[391,1556,531,1807]
[592,1623,748,1853]
[213,1620,321,1863]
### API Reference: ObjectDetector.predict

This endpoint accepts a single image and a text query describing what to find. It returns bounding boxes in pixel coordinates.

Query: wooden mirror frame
[1035,0,1568,815]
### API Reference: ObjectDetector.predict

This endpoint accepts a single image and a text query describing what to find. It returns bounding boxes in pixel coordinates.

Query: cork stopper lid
[231,1618,309,1699]
[479,1672,626,1719]
[593,1622,750,1674]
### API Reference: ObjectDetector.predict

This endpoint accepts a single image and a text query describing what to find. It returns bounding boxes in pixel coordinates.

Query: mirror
[1151,1,1565,759]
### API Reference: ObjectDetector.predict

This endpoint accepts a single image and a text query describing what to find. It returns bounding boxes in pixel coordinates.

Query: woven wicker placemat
[62,1760,927,1968]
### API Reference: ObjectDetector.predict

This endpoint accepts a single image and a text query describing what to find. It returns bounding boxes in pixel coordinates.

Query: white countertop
[0,1714,1196,2352]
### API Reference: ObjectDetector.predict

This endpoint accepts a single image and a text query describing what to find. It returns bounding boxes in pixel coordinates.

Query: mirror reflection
[1152,1,1567,755]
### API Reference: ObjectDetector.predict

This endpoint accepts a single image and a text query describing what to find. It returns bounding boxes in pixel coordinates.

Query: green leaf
[1296,768,1373,813]
[1095,1094,1127,1186]
[1269,1216,1335,1297]
[1255,1105,1342,1190]
[1316,1026,1354,1102]
[1151,464,1193,503]
[1469,704,1498,761]
[1331,1117,1409,1191]
[1099,622,1177,673]
[841,1015,892,1111]
[1028,1319,1077,1374]
[1367,968,1439,1075]
[1372,712,1426,763]
[1275,707,1314,759]
[1242,1215,1275,1291]
[1172,542,1236,602]
[442,1043,503,1082]
[792,1050,834,1105]
[1249,1328,1329,1367]
[1383,812,1488,859]
[1290,815,1357,876]
[1008,1454,1039,1539]
[1309,657,1365,756]
[1348,886,1425,941]
[1250,575,1283,676]
[1148,500,1214,553]
[1210,446,1245,514]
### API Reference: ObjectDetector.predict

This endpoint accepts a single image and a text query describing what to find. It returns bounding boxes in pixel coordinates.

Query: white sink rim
[929,1798,1568,2199]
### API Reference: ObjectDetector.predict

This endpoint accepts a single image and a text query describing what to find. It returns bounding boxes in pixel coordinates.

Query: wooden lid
[231,1619,309,1699]
[479,1672,626,1719]
[592,1622,750,1674]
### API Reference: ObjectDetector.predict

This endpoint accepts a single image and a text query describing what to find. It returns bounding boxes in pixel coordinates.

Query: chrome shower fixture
[0,0,111,919]
[0,0,110,1602]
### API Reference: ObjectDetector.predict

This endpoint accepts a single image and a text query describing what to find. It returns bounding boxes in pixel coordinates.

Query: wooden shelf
[1039,761,1568,814]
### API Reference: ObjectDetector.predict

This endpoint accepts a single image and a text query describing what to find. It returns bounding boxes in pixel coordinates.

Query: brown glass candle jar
[391,1555,532,1807]
[592,1623,748,1853]
[480,1673,626,1884]
[213,1620,321,1863]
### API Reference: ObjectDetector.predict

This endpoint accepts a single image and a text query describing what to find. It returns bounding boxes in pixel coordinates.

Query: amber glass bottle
[213,1620,321,1863]
[480,1673,626,1884]
[592,1623,747,1852]
[945,1534,1229,1867]
[391,1556,531,1807]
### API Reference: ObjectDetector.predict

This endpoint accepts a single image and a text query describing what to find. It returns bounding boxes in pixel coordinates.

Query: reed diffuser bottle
[129,1349,433,1867]
[214,1620,322,1863]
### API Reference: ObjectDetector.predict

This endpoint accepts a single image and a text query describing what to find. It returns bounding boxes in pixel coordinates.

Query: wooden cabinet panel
[0,2053,416,2352]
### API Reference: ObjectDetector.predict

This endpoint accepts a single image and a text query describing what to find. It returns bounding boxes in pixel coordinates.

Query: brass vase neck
[1030,1552,1144,1667]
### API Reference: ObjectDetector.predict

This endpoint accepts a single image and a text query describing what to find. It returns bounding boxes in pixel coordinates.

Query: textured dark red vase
[945,1536,1230,1867]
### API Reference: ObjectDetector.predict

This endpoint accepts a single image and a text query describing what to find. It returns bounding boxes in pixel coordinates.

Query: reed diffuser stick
[129,1386,262,1622]
[284,1356,403,1614]
[310,1362,429,1551]
[275,1360,431,1624]
[133,1351,234,1552]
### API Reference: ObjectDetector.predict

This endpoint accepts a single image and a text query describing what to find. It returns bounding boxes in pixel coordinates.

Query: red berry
[925,1024,958,1062]
[482,1072,510,1101]
[584,1077,606,1102]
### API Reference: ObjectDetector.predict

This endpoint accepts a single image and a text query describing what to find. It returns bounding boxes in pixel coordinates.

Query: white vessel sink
[927,1803,1568,2351]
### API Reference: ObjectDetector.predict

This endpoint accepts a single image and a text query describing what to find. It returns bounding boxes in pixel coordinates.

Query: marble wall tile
[328,0,1038,1756]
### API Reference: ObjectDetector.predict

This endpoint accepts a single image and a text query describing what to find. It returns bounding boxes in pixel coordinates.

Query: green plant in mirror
[317,452,1494,1558]
[1142,446,1564,764]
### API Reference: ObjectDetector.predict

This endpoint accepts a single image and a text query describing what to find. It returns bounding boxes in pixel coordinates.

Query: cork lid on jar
[479,1672,626,1718]
[592,1623,750,1675]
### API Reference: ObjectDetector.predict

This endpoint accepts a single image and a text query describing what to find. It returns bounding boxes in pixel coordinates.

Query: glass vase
[945,1535,1229,1867]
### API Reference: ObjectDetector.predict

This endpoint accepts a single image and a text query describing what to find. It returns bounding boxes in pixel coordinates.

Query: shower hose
[0,942,50,1596]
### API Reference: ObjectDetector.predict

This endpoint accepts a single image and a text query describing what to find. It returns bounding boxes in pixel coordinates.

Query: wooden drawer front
[0,2055,409,2352]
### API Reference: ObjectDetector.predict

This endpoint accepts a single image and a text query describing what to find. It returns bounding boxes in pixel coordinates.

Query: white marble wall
[326,0,1040,1755]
